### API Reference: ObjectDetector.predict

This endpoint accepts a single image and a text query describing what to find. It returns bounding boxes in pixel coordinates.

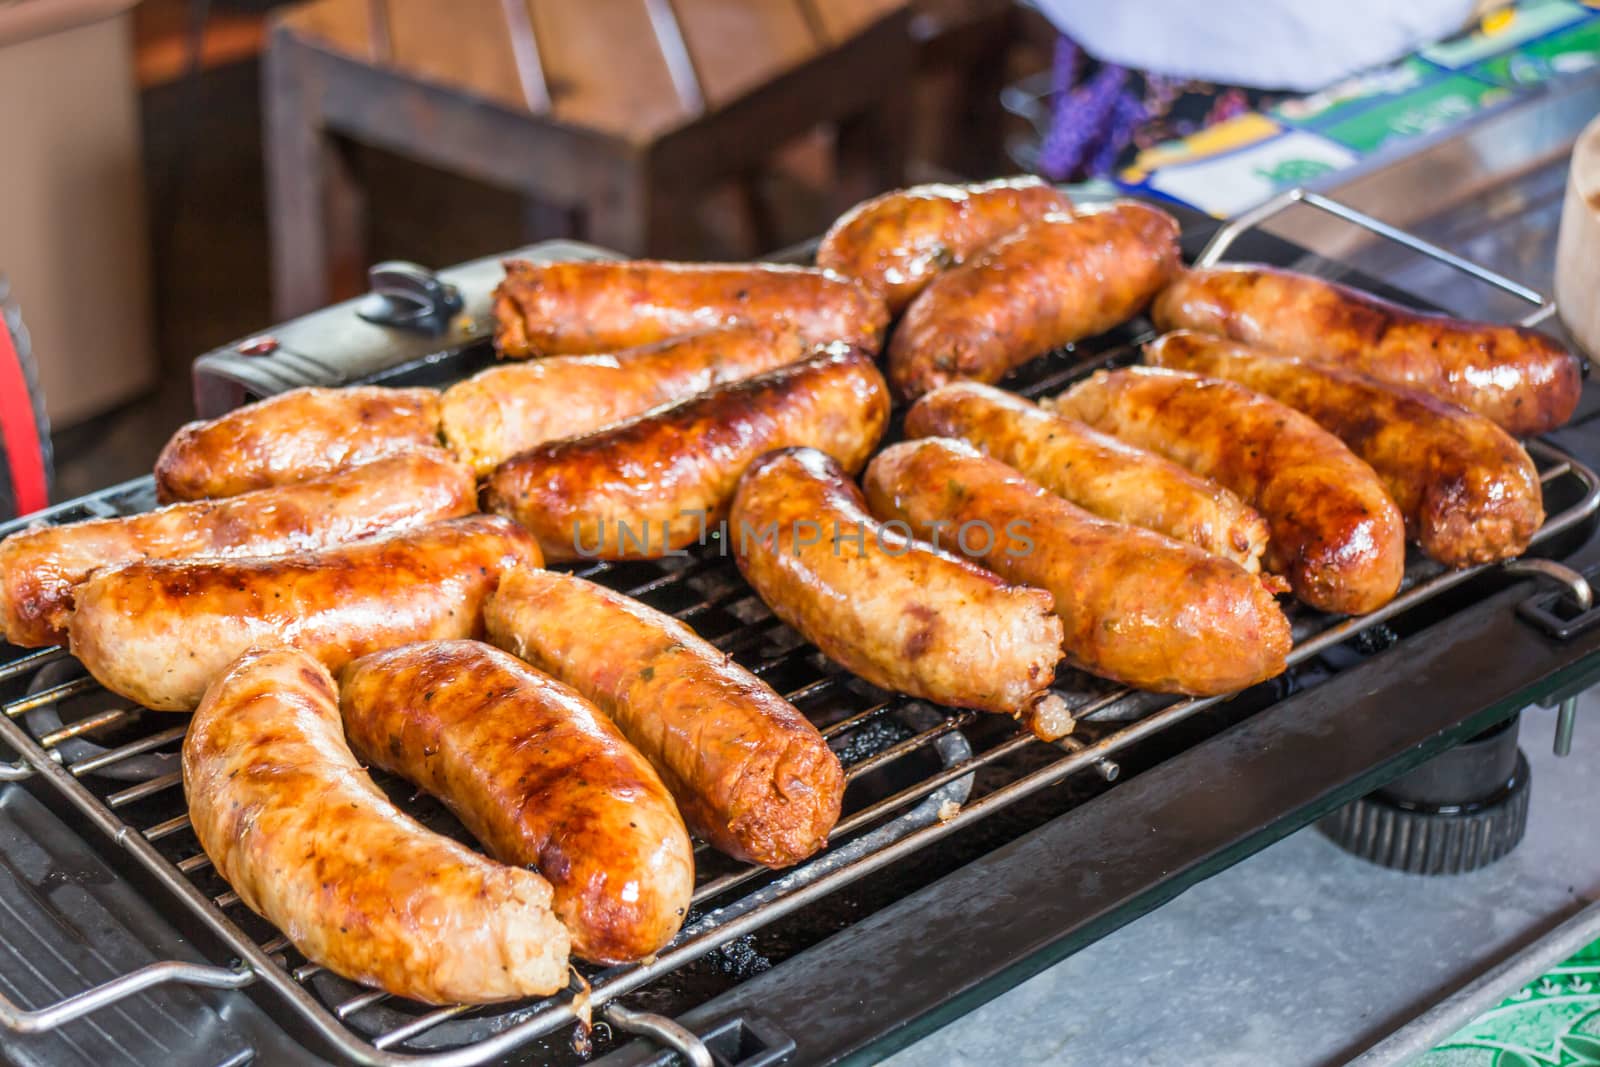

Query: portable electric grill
[0,192,1598,1067]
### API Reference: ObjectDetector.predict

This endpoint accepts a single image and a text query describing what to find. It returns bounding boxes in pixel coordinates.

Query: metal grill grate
[0,194,1594,1065]
[0,369,1593,1066]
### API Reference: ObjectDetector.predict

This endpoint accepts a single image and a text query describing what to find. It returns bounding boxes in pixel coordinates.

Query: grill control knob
[356,261,464,333]
[1318,714,1530,875]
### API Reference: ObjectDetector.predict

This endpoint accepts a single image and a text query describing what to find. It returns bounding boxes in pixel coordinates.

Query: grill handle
[605,1004,714,1067]
[1195,187,1560,332]
[0,959,255,1035]
[604,1003,797,1067]
[1511,558,1600,757]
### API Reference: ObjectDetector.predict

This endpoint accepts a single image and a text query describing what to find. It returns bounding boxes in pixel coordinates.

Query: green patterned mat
[1411,939,1600,1066]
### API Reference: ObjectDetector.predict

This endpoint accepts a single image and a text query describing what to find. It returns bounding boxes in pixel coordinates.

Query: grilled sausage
[340,640,694,963]
[864,438,1291,695]
[155,386,442,501]
[485,348,889,562]
[183,647,569,1004]
[904,382,1269,572]
[443,325,815,476]
[1051,368,1406,614]
[887,201,1182,399]
[729,447,1066,730]
[0,450,475,649]
[485,566,844,867]
[815,177,1073,313]
[70,515,539,711]
[492,260,889,359]
[1145,331,1545,567]
[1150,264,1582,436]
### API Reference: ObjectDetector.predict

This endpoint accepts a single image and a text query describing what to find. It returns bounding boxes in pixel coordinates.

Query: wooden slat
[278,0,908,141]
[805,0,906,45]
[277,0,378,62]
[382,0,527,110]
[672,0,817,109]
[530,0,690,140]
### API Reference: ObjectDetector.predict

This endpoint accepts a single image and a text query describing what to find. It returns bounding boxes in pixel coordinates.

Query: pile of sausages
[0,176,1578,1006]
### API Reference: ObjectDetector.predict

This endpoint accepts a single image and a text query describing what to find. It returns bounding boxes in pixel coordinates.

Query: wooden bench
[264,0,914,318]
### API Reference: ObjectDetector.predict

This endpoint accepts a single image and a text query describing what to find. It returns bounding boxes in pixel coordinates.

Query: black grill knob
[1317,714,1530,875]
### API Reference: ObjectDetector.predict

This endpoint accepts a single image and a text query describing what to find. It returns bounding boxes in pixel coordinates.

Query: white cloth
[1031,0,1480,92]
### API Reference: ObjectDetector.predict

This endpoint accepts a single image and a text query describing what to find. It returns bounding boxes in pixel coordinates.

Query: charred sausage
[904,382,1269,571]
[70,515,539,710]
[815,177,1073,314]
[485,566,844,867]
[442,325,814,476]
[154,386,442,501]
[340,640,694,963]
[1051,368,1406,614]
[1150,264,1582,436]
[887,201,1181,399]
[183,647,569,1004]
[864,439,1291,696]
[1146,331,1545,566]
[729,447,1066,733]
[0,450,475,649]
[484,347,889,562]
[492,260,889,359]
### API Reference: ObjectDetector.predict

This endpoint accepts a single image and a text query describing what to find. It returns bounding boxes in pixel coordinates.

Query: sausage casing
[485,347,889,562]
[1051,368,1406,614]
[887,201,1181,399]
[0,449,475,649]
[904,382,1269,572]
[183,647,569,1004]
[485,567,843,868]
[1146,331,1545,567]
[340,640,694,963]
[492,260,889,358]
[442,325,813,475]
[70,514,540,710]
[730,447,1064,723]
[815,177,1072,313]
[864,438,1290,695]
[1150,264,1582,436]
[154,386,442,501]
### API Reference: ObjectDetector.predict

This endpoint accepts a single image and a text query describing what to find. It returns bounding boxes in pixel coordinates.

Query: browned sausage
[442,325,814,475]
[485,566,843,867]
[904,382,1269,571]
[887,201,1182,399]
[154,386,441,501]
[339,640,694,963]
[0,450,475,649]
[69,515,539,711]
[492,260,889,358]
[864,438,1291,695]
[183,647,569,1004]
[729,447,1066,733]
[1150,264,1582,436]
[1051,368,1406,614]
[1146,331,1545,567]
[815,177,1073,313]
[484,347,890,562]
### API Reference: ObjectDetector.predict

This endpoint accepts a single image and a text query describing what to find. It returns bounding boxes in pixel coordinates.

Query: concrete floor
[884,697,1600,1067]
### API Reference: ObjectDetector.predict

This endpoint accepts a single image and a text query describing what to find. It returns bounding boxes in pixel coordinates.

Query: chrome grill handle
[604,1003,716,1067]
[1193,187,1560,332]
[0,960,256,1035]
[603,1003,798,1067]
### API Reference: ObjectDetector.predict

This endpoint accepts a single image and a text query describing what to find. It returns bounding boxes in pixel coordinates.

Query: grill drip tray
[0,788,253,1067]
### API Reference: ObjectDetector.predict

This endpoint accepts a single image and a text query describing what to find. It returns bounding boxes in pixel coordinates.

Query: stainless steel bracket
[1194,187,1559,330]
